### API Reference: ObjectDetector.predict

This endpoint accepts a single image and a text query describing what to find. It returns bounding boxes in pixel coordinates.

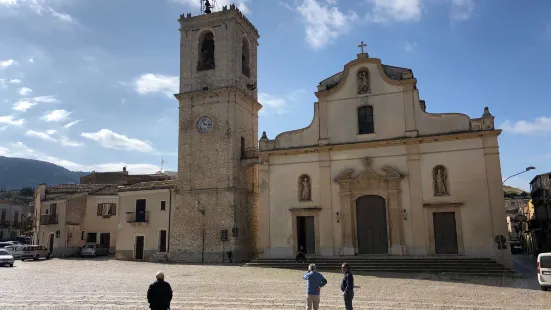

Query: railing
[241,147,258,160]
[0,221,11,228]
[126,211,149,223]
[40,214,58,225]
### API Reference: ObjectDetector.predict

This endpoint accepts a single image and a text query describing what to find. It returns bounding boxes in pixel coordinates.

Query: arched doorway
[356,195,388,254]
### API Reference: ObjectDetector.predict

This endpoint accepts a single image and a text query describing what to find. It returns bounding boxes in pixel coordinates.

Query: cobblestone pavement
[1,258,550,309]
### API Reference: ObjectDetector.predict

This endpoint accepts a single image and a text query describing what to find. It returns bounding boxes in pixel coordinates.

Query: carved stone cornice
[289,207,322,212]
[423,202,464,208]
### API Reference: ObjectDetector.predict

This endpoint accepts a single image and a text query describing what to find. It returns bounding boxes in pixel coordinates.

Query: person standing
[341,263,354,310]
[147,271,173,310]
[303,263,327,310]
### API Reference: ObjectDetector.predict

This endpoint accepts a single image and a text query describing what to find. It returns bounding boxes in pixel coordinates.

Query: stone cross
[358,41,367,54]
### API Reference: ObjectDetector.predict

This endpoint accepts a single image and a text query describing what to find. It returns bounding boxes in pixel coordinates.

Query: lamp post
[196,200,205,263]
[502,166,536,185]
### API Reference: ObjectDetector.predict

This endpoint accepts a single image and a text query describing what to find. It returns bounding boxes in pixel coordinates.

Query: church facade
[170,5,512,268]
[257,51,512,268]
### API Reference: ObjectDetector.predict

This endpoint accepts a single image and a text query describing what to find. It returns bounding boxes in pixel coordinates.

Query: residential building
[526,173,551,254]
[505,197,530,242]
[0,200,32,241]
[115,181,174,261]
[80,167,174,185]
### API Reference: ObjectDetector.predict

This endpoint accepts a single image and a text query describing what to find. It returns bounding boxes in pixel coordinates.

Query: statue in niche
[357,70,370,94]
[299,175,311,201]
[198,32,215,71]
[433,166,449,196]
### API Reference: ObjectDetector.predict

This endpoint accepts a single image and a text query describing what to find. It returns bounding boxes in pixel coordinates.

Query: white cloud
[24,129,83,147]
[451,0,475,21]
[134,73,178,97]
[0,115,25,126]
[367,0,422,23]
[81,129,155,153]
[13,95,59,112]
[41,109,71,122]
[173,0,251,14]
[0,79,6,89]
[0,0,76,24]
[25,129,57,142]
[0,59,17,68]
[258,92,287,115]
[501,117,551,134]
[9,79,21,84]
[294,0,358,49]
[63,119,81,128]
[0,126,7,131]
[405,41,417,52]
[18,87,32,96]
[28,58,34,63]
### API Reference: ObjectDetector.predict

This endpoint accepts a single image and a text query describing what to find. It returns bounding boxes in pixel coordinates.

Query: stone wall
[65,194,87,225]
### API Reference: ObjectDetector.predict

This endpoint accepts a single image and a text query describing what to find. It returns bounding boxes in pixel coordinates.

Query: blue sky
[0,0,550,190]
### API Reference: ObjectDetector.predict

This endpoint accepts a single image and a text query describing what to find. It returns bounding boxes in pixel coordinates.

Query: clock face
[197,116,213,133]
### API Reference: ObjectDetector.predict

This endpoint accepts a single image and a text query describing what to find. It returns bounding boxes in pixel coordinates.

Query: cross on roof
[357,41,367,54]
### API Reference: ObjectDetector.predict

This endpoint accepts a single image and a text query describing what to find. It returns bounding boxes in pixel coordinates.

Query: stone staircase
[150,253,168,263]
[246,256,518,276]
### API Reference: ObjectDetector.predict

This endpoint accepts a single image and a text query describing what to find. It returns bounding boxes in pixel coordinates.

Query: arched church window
[242,38,250,77]
[197,31,215,71]
[357,106,374,134]
[298,174,311,201]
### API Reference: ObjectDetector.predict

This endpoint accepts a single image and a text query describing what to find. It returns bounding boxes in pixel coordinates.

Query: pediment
[335,157,405,191]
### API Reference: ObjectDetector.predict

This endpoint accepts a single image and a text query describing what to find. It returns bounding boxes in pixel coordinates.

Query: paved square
[1,258,549,309]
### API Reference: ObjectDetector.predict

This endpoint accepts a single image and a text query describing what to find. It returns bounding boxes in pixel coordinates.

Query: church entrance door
[356,195,388,254]
[433,212,458,254]
[296,216,316,255]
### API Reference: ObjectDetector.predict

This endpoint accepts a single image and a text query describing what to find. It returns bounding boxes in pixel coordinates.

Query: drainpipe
[168,189,172,255]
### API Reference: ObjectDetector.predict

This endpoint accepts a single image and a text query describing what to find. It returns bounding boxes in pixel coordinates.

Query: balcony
[0,221,11,228]
[40,214,59,225]
[126,211,149,223]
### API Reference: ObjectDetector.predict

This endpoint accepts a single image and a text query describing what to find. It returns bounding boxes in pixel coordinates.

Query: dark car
[510,240,523,254]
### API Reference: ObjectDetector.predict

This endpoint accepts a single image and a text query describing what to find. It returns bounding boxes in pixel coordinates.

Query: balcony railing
[126,211,149,223]
[241,147,258,160]
[0,221,11,228]
[40,214,59,225]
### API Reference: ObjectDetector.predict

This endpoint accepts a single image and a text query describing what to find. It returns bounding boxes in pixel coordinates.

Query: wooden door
[297,216,316,254]
[48,233,54,254]
[433,212,459,254]
[135,199,146,222]
[99,233,110,249]
[159,230,167,253]
[135,236,144,260]
[356,195,388,254]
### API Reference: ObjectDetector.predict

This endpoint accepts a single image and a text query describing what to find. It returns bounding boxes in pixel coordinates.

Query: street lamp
[195,200,205,263]
[502,166,536,184]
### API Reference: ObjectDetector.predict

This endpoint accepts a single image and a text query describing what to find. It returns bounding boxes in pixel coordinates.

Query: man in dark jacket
[147,271,173,310]
[340,263,354,310]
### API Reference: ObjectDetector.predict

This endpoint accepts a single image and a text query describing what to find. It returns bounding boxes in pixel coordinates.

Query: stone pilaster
[339,188,354,255]
[257,156,271,257]
[318,152,334,256]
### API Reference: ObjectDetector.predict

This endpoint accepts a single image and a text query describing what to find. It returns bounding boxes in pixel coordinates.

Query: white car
[0,249,14,267]
[537,252,551,291]
[5,245,24,259]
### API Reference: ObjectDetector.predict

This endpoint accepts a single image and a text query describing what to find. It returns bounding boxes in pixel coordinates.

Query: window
[97,203,116,217]
[358,106,374,134]
[86,233,97,243]
[242,38,250,77]
[81,231,85,240]
[197,31,215,71]
[161,201,166,211]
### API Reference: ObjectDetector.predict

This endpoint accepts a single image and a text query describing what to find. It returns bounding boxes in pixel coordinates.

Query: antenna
[200,0,218,15]
[160,157,166,173]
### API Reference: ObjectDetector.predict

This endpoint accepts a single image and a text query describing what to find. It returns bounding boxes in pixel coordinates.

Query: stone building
[257,46,512,267]
[169,4,260,263]
[167,5,512,268]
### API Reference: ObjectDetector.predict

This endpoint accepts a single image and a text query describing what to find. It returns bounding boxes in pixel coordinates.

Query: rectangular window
[81,231,85,240]
[161,201,166,211]
[102,204,110,216]
[86,233,97,243]
[358,106,374,134]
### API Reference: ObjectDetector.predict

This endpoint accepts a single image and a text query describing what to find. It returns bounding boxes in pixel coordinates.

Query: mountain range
[0,156,89,189]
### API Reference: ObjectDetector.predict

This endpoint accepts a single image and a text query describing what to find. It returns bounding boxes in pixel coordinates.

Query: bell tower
[170,3,262,263]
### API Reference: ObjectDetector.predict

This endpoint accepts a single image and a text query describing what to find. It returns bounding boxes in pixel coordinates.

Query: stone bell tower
[169,4,262,263]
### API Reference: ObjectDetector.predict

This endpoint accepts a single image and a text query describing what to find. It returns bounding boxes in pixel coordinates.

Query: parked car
[80,244,109,257]
[0,242,13,249]
[4,245,24,259]
[0,249,14,267]
[538,252,551,291]
[510,240,523,254]
[20,245,50,261]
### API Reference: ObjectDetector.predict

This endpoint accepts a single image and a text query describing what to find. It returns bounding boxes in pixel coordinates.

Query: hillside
[0,156,89,189]
[504,185,529,197]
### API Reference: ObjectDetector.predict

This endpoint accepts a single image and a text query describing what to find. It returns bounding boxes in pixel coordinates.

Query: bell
[204,0,212,14]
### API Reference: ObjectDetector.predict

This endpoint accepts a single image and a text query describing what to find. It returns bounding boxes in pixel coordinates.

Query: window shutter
[110,203,116,216]
[97,204,102,216]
